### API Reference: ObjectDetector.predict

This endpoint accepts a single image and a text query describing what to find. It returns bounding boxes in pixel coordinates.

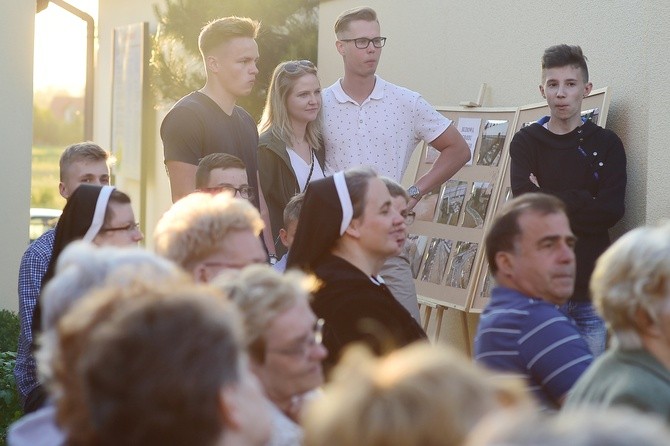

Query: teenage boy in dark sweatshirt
[510,44,626,357]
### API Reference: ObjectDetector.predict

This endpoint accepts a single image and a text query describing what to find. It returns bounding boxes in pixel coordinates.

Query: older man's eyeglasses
[99,222,140,233]
[283,60,315,73]
[202,184,255,200]
[340,37,387,49]
[268,318,324,358]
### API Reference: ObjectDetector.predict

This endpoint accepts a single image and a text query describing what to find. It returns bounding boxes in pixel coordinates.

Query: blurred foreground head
[466,407,670,446]
[303,342,529,446]
[54,280,271,446]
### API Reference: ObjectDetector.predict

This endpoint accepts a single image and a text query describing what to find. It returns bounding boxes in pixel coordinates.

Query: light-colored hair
[466,408,670,446]
[59,141,108,181]
[154,192,264,271]
[195,152,247,189]
[590,222,670,349]
[38,242,181,392]
[334,6,378,38]
[39,241,181,334]
[258,60,323,151]
[303,343,527,446]
[198,16,259,57]
[56,281,243,446]
[283,192,305,228]
[380,176,408,201]
[212,264,317,363]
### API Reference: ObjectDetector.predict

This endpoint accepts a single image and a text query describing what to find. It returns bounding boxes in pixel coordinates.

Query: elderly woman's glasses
[268,318,324,358]
[283,60,315,73]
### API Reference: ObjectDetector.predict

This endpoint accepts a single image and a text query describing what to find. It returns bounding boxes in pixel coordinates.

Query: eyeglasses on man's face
[283,60,315,74]
[340,36,387,49]
[268,318,324,359]
[202,184,255,200]
[99,222,141,233]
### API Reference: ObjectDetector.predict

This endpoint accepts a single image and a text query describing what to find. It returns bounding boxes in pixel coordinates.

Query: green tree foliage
[0,311,20,443]
[151,0,320,120]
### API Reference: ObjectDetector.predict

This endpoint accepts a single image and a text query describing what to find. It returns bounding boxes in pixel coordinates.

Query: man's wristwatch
[407,185,422,200]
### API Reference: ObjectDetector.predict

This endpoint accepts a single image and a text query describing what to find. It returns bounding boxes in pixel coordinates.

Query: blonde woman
[258,60,325,257]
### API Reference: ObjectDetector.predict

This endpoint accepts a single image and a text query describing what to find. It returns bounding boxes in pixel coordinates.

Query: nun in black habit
[287,167,426,372]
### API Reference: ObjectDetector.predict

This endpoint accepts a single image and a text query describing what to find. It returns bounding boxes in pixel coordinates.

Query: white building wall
[96,0,171,249]
[318,0,665,352]
[0,1,35,311]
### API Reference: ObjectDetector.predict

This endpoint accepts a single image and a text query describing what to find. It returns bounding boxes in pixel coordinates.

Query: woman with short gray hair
[565,222,670,421]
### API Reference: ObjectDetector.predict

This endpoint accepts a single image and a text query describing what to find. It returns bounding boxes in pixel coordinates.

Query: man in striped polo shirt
[475,193,593,409]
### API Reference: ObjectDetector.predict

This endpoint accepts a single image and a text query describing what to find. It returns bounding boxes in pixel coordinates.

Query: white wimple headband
[83,186,116,242]
[334,172,353,235]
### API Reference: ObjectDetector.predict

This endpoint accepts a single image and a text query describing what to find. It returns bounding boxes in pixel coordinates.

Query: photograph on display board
[462,182,493,229]
[480,270,494,298]
[406,233,429,279]
[414,185,441,222]
[476,120,508,167]
[436,180,467,225]
[420,238,452,284]
[445,241,478,289]
[581,107,600,124]
[504,186,513,202]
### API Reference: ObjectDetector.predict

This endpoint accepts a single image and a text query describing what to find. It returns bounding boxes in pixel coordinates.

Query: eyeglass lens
[352,37,386,49]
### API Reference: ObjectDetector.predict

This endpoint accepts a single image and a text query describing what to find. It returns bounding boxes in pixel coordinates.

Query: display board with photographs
[410,107,517,310]
[409,88,611,312]
[468,87,611,312]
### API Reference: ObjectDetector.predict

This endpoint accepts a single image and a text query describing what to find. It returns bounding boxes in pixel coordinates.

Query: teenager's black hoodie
[510,117,626,302]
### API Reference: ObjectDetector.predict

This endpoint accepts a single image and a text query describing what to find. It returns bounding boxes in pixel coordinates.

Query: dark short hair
[485,193,566,275]
[79,284,243,446]
[542,44,589,82]
[283,192,305,228]
[196,153,247,189]
[198,16,260,57]
[334,6,378,38]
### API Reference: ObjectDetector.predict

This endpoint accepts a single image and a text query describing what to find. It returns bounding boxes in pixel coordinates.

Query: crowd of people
[10,4,669,446]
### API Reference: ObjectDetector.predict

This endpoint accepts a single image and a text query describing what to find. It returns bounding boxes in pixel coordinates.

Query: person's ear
[59,182,68,199]
[583,81,593,98]
[495,251,515,278]
[279,228,290,248]
[539,84,546,99]
[335,39,346,56]
[205,55,219,73]
[633,306,659,337]
[343,218,362,239]
[218,386,243,430]
[192,263,209,284]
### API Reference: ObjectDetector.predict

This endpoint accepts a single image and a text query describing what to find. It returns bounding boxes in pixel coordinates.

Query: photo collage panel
[411,236,479,290]
[411,181,495,229]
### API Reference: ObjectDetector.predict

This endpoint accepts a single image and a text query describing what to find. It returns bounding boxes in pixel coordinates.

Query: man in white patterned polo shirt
[322,6,470,319]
